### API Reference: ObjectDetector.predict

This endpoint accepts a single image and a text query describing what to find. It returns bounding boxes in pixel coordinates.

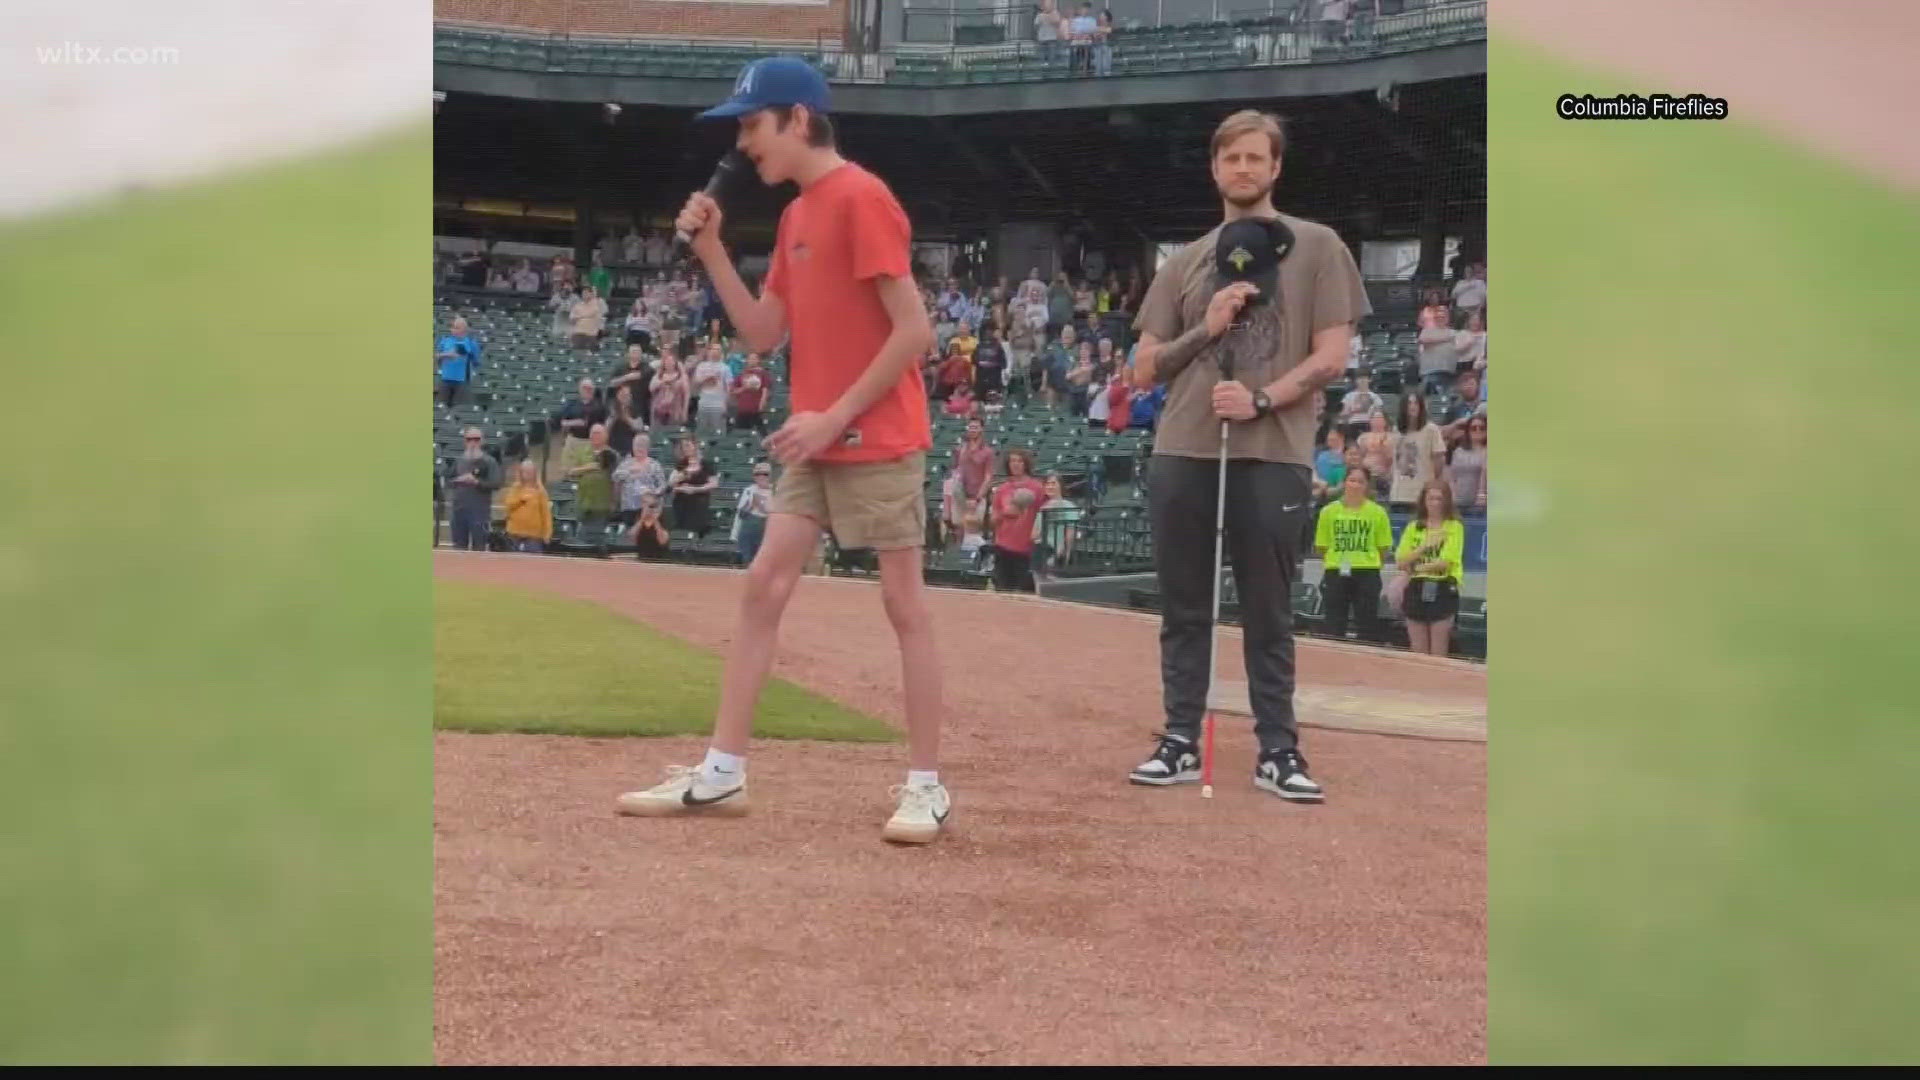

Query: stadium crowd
[434,238,1485,655]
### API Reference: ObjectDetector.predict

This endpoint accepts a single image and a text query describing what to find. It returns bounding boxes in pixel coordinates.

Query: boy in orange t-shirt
[615,57,950,845]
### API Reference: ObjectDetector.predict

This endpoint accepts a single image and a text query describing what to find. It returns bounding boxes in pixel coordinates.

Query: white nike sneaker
[615,765,749,818]
[881,783,952,844]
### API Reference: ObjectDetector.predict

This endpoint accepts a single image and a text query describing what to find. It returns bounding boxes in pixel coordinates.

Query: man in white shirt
[1451,261,1487,319]
[691,345,732,435]
[1035,0,1063,65]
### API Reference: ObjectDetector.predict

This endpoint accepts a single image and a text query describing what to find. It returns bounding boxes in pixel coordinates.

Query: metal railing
[433,0,1482,85]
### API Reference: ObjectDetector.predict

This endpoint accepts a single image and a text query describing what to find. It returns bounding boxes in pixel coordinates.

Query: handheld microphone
[674,151,746,257]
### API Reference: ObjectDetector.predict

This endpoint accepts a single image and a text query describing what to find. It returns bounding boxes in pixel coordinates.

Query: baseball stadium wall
[437,0,852,44]
[436,41,1482,115]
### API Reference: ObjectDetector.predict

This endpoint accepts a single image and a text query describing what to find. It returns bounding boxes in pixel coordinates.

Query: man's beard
[1219,179,1274,208]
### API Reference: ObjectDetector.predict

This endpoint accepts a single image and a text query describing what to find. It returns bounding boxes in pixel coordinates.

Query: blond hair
[1211,109,1286,162]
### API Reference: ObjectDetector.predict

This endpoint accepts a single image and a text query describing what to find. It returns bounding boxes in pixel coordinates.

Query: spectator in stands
[434,316,478,408]
[934,344,973,402]
[1093,9,1115,76]
[692,344,732,435]
[1396,479,1466,656]
[1105,368,1133,434]
[629,494,673,560]
[954,416,996,506]
[548,283,576,343]
[607,384,645,461]
[552,377,606,481]
[1067,340,1097,419]
[731,461,775,566]
[1357,408,1396,501]
[485,263,511,291]
[989,448,1048,592]
[949,320,978,360]
[623,299,655,351]
[456,248,487,288]
[550,251,576,291]
[567,423,620,540]
[1128,379,1165,431]
[1095,336,1119,380]
[1312,427,1348,503]
[1317,0,1350,46]
[1033,473,1084,581]
[1448,415,1488,516]
[511,260,541,294]
[1047,271,1075,339]
[1073,276,1096,329]
[1418,287,1450,330]
[1067,2,1097,75]
[1418,298,1460,394]
[613,435,668,529]
[445,427,500,551]
[670,436,719,539]
[1314,463,1394,643]
[570,284,608,351]
[1451,261,1486,322]
[649,352,690,428]
[730,353,771,433]
[944,383,977,418]
[608,344,654,427]
[1036,0,1064,64]
[588,253,613,305]
[1336,372,1383,444]
[1019,266,1047,308]
[1388,394,1446,513]
[1042,324,1077,410]
[502,460,553,554]
[1454,308,1486,374]
[971,328,1009,401]
[1437,368,1485,449]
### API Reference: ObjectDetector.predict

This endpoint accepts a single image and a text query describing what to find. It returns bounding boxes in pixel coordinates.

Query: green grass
[434,580,899,742]
[1490,37,1920,1065]
[0,128,431,1063]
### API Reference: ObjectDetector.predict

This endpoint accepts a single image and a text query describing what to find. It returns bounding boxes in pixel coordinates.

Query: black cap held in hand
[1214,217,1295,307]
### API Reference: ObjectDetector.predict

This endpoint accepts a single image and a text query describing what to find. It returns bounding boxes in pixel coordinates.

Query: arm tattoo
[1150,324,1214,384]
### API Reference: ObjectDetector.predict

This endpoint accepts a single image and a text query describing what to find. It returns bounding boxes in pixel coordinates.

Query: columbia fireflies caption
[1557,93,1729,120]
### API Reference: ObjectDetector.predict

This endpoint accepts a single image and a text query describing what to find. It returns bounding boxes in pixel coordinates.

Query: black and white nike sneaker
[1129,732,1201,786]
[1254,748,1324,803]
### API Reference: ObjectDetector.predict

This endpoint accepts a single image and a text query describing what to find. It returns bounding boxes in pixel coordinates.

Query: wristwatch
[1251,389,1273,420]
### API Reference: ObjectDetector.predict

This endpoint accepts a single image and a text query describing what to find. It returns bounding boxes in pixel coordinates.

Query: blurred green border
[1490,36,1920,1065]
[0,125,432,1064]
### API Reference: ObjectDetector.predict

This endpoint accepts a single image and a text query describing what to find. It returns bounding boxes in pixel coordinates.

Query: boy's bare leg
[876,547,942,772]
[709,513,821,755]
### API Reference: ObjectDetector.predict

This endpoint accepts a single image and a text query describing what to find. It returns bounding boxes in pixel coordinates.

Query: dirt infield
[433,551,1485,1065]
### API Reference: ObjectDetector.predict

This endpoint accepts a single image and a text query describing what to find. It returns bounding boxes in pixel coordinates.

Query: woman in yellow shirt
[502,460,553,554]
[1394,479,1466,656]
[1313,465,1395,642]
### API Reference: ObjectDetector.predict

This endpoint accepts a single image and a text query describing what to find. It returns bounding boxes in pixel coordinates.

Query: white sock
[700,749,745,786]
[907,770,940,790]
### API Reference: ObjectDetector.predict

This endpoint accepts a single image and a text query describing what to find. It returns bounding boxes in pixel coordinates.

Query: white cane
[1201,411,1229,800]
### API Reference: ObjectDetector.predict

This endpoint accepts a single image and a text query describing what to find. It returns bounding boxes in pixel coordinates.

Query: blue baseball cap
[697,56,831,121]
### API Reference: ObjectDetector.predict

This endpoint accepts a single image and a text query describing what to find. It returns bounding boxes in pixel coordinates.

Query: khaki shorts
[770,451,926,551]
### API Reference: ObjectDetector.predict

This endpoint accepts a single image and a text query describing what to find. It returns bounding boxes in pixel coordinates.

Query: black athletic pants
[1319,566,1383,642]
[1148,454,1313,754]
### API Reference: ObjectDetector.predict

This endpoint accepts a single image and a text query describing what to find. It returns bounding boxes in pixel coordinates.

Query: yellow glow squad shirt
[1314,499,1394,572]
[1395,517,1466,586]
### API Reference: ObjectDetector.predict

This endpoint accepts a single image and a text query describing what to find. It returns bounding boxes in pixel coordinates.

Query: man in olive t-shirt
[1124,109,1371,804]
